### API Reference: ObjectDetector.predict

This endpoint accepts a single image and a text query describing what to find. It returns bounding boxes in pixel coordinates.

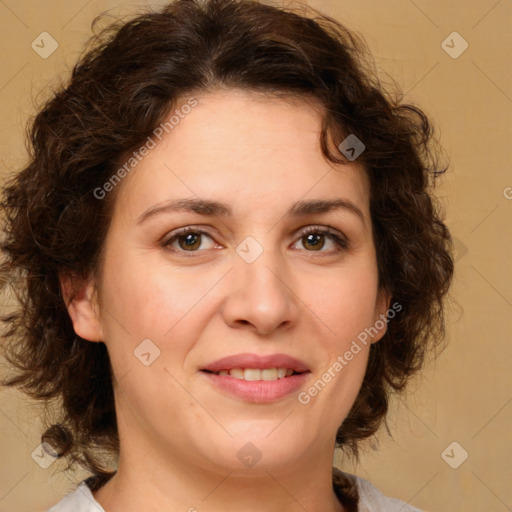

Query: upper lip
[201,353,310,373]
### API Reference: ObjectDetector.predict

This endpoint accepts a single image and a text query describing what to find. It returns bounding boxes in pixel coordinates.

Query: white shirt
[46,470,424,512]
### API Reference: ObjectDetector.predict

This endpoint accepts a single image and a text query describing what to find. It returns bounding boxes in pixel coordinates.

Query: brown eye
[293,226,349,253]
[302,232,326,251]
[177,232,202,251]
[162,228,217,253]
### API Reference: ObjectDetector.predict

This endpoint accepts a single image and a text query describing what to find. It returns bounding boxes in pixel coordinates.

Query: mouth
[200,367,306,381]
[199,353,311,403]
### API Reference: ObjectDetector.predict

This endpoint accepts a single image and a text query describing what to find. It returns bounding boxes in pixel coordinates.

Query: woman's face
[70,88,389,474]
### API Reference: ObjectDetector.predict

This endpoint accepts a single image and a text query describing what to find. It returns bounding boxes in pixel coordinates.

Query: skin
[65,88,390,512]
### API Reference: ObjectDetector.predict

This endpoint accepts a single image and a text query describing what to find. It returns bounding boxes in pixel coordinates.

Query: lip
[200,371,310,403]
[200,353,310,373]
[200,353,311,403]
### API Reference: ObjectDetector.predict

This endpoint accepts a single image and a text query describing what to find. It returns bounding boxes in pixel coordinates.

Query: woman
[0,0,453,510]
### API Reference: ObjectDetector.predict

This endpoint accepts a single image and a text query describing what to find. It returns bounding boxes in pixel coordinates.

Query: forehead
[113,88,370,221]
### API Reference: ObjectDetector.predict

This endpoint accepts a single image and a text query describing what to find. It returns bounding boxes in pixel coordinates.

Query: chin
[193,429,312,474]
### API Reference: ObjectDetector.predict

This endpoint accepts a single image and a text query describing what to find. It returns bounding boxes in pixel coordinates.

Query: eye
[162,227,218,253]
[292,226,348,252]
[161,225,349,255]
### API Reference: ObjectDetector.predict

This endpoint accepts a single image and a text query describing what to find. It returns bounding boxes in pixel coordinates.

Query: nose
[220,248,301,336]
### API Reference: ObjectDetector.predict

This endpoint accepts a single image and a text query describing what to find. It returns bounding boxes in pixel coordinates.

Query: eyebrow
[137,197,366,226]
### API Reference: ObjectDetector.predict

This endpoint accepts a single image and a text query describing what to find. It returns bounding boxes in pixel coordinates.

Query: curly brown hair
[0,0,453,489]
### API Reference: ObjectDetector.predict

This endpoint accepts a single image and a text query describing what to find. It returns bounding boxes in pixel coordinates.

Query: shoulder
[46,481,106,512]
[333,467,425,512]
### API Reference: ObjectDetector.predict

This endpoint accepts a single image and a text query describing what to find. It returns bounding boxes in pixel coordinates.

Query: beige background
[0,1,510,511]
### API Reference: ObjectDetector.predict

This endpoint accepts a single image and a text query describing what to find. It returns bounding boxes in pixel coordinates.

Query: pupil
[305,233,324,250]
[180,233,200,250]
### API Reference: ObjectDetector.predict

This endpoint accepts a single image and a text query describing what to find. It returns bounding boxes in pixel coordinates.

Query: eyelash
[161,225,349,256]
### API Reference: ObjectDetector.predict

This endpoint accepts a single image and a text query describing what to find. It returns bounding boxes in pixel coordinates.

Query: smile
[200,369,310,403]
[203,367,301,381]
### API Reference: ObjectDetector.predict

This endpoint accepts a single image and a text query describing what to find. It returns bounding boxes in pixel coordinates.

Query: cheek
[296,264,378,413]
[100,254,213,340]
[305,264,380,347]
[97,256,207,406]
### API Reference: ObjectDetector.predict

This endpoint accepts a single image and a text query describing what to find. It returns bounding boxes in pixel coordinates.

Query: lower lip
[200,371,309,403]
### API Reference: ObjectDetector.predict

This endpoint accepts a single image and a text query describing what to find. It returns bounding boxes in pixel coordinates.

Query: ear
[60,272,104,342]
[370,288,392,344]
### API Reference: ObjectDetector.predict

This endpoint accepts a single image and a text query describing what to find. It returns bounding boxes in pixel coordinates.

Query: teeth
[215,367,296,381]
[229,368,245,379]
[261,368,278,381]
[244,368,261,381]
